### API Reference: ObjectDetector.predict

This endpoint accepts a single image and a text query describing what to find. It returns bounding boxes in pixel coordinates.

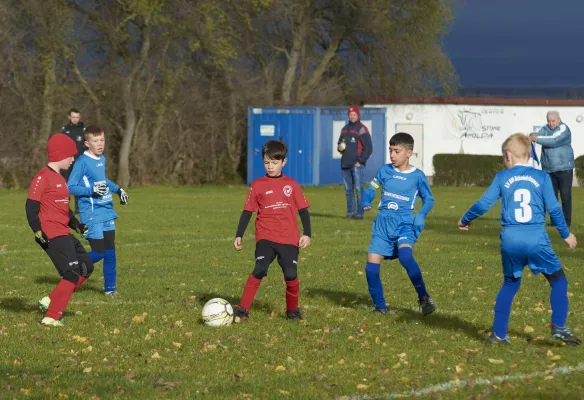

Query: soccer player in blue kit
[459,133,580,345]
[361,132,436,315]
[68,126,129,296]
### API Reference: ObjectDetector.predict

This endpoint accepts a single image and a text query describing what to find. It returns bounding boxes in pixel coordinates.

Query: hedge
[576,155,584,186]
[432,154,504,186]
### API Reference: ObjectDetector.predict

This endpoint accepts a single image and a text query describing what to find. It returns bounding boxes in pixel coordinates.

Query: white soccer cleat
[39,296,51,312]
[41,317,64,327]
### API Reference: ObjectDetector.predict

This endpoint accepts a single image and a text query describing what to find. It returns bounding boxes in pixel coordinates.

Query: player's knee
[545,269,566,285]
[397,246,414,265]
[283,268,297,281]
[252,263,269,279]
[62,261,93,283]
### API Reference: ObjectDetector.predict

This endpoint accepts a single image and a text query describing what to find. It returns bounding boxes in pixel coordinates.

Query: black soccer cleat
[286,309,303,320]
[486,333,511,345]
[233,306,249,323]
[374,307,389,315]
[551,324,582,346]
[418,295,436,316]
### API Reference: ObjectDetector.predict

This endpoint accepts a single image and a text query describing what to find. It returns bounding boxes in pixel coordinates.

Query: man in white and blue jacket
[530,110,574,227]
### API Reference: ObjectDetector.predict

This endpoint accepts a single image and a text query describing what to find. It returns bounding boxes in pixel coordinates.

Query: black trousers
[39,235,93,281]
[252,240,299,281]
[549,169,573,227]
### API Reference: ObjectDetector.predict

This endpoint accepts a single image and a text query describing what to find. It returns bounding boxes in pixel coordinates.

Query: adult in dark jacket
[530,110,575,227]
[337,106,373,220]
[59,108,86,213]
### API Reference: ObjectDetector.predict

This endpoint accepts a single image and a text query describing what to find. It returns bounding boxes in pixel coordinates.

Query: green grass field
[1,185,584,399]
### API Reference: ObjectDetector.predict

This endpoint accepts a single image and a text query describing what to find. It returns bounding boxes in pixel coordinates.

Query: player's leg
[365,215,395,313]
[236,240,277,319]
[102,223,117,295]
[490,244,524,343]
[73,236,94,291]
[341,168,355,218]
[276,244,301,319]
[531,243,581,345]
[86,221,106,264]
[41,236,86,326]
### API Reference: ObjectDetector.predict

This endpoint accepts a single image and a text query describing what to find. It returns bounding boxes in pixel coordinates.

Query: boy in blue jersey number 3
[459,133,580,345]
[68,126,129,296]
[361,132,436,315]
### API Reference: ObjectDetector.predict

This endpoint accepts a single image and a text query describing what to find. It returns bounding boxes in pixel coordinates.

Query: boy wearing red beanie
[25,133,95,326]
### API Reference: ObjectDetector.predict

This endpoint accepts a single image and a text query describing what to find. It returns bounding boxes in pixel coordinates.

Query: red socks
[46,279,76,320]
[238,275,262,311]
[285,278,300,311]
[74,276,87,291]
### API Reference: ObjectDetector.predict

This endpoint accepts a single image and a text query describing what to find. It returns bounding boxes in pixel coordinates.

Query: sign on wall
[446,106,512,140]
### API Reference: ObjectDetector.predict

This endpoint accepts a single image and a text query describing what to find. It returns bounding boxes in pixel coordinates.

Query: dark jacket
[337,121,372,169]
[59,122,86,156]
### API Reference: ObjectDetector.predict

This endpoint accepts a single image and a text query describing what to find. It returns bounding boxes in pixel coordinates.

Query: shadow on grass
[305,288,371,308]
[0,296,73,318]
[34,275,103,294]
[310,212,347,219]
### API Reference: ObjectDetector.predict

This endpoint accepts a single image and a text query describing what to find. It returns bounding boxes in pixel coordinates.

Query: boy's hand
[76,223,89,238]
[234,237,243,251]
[299,235,311,249]
[564,233,577,249]
[34,230,48,246]
[458,218,470,231]
[117,188,129,205]
[362,205,372,211]
[93,182,107,196]
[413,214,425,235]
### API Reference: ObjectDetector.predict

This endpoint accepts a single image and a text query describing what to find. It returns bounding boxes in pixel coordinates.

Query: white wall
[365,103,584,177]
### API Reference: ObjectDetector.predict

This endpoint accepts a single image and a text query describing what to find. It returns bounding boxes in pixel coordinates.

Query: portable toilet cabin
[247,106,387,185]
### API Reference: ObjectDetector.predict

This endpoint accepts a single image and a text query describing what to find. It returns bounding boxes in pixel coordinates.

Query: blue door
[248,108,315,185]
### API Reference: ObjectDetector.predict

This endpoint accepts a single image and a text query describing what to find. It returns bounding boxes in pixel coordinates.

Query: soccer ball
[201,298,234,327]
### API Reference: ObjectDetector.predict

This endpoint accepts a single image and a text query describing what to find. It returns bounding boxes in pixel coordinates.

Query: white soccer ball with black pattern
[201,298,234,327]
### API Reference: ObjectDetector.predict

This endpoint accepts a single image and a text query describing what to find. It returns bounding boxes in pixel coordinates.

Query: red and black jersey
[244,175,310,246]
[26,167,72,239]
[338,121,372,168]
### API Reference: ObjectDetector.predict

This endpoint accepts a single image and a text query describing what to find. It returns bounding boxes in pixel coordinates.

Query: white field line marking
[339,362,584,399]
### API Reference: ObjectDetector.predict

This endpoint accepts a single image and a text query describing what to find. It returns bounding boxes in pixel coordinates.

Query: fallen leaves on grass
[488,358,504,364]
[524,325,535,333]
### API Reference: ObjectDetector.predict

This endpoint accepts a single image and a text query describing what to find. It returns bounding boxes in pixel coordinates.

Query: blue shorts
[500,228,562,278]
[86,220,116,240]
[368,213,417,259]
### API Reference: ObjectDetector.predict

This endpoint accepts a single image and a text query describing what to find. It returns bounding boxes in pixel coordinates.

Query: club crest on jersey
[387,202,399,210]
[283,185,293,197]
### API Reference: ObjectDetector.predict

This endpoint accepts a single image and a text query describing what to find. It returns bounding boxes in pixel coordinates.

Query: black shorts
[40,235,91,276]
[254,239,299,280]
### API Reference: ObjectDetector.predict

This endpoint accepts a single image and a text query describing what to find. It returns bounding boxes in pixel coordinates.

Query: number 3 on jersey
[514,188,532,223]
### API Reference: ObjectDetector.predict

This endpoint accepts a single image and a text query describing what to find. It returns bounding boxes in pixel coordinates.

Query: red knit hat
[348,105,360,118]
[47,133,77,162]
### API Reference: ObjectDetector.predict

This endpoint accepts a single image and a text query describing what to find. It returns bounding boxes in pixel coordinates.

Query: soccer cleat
[551,324,582,346]
[41,317,64,327]
[418,295,436,316]
[486,333,511,345]
[233,306,249,323]
[346,214,355,220]
[104,291,119,297]
[352,215,364,220]
[39,296,51,312]
[374,307,389,314]
[286,309,303,320]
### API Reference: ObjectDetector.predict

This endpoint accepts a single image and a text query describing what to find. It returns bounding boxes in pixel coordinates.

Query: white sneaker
[104,291,119,297]
[41,317,64,327]
[39,296,51,312]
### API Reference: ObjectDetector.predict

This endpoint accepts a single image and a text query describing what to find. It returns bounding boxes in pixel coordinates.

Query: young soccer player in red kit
[25,133,94,326]
[233,140,312,321]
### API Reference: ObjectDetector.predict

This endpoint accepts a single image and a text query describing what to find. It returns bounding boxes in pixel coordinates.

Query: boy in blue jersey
[67,126,129,296]
[361,132,436,315]
[459,133,580,345]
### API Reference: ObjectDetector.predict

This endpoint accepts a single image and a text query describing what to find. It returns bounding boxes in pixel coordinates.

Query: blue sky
[445,0,584,86]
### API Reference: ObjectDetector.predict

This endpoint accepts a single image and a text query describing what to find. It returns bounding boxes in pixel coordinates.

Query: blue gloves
[413,214,425,236]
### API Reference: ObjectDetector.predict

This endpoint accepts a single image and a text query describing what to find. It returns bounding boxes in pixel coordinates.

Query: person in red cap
[25,133,94,327]
[337,106,373,220]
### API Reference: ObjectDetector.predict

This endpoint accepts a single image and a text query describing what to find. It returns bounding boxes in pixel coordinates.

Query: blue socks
[492,276,521,338]
[88,251,105,264]
[397,247,428,298]
[549,275,568,328]
[103,249,117,293]
[365,262,386,309]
